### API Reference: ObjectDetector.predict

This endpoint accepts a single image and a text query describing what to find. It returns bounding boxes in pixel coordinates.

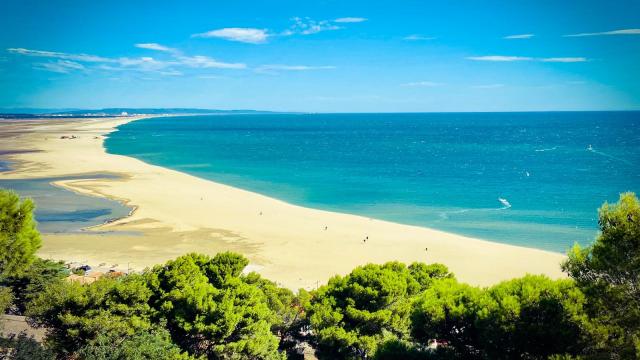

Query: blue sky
[1,0,639,112]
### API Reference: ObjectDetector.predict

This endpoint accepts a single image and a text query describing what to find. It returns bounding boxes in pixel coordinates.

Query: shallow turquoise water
[105,112,640,252]
[0,175,132,233]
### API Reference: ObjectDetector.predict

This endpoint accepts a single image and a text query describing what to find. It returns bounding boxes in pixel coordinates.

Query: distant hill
[50,108,277,115]
[0,108,84,114]
[0,108,278,116]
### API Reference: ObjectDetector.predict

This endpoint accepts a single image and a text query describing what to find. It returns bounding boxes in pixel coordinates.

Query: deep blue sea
[105,112,640,253]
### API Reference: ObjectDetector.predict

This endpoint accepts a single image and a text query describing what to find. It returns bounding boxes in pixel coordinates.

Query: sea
[104,112,640,253]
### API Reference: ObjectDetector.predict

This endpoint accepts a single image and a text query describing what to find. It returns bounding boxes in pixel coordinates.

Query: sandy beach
[0,116,566,289]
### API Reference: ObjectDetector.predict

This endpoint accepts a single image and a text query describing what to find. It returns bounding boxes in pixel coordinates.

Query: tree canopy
[27,273,156,356]
[146,252,285,359]
[306,261,451,358]
[0,189,41,277]
[563,192,640,358]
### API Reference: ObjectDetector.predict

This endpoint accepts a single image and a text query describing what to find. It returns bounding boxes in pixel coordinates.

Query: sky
[1,0,639,112]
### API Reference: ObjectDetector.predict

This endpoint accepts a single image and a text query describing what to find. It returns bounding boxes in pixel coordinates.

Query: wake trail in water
[438,198,510,220]
[535,146,558,152]
[587,146,633,166]
[438,209,470,220]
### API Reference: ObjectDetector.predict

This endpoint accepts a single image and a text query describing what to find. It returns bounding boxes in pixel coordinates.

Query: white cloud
[135,43,174,52]
[192,28,268,44]
[7,48,110,62]
[8,47,247,75]
[541,57,587,63]
[334,17,367,23]
[467,55,534,62]
[177,55,246,69]
[403,34,436,41]
[401,81,441,87]
[117,56,168,69]
[34,60,85,73]
[472,84,505,89]
[195,17,363,43]
[564,28,640,37]
[282,17,341,36]
[504,34,535,39]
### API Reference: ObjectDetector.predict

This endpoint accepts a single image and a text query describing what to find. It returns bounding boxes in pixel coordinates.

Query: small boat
[498,197,511,208]
[587,144,593,151]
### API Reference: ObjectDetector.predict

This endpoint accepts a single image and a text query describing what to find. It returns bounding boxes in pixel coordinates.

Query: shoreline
[0,116,566,289]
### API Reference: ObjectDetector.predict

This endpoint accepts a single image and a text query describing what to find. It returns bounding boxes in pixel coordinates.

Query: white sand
[0,116,566,289]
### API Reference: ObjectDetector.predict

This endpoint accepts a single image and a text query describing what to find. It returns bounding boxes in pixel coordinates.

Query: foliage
[26,274,155,356]
[307,261,450,359]
[77,327,192,360]
[0,189,41,277]
[371,338,460,360]
[244,272,309,352]
[0,258,67,314]
[146,252,285,359]
[0,286,12,315]
[479,275,592,359]
[408,262,455,291]
[411,278,486,358]
[411,276,593,359]
[0,332,55,360]
[563,192,640,358]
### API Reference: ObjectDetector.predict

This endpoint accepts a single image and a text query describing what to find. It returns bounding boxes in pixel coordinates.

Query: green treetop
[146,252,285,359]
[563,192,640,358]
[307,261,452,359]
[0,189,41,277]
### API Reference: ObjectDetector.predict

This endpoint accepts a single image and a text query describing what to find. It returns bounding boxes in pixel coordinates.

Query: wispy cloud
[7,47,246,75]
[504,34,535,39]
[467,55,587,63]
[403,34,436,41]
[192,28,269,44]
[401,81,442,87]
[282,17,341,36]
[472,84,505,89]
[467,56,534,62]
[564,28,640,37]
[34,60,85,73]
[177,55,246,69]
[334,17,367,23]
[193,17,365,43]
[541,57,587,63]
[135,43,175,52]
[7,48,110,62]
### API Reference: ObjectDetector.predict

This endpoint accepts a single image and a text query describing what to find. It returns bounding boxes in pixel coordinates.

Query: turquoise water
[105,112,640,252]
[0,175,132,233]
